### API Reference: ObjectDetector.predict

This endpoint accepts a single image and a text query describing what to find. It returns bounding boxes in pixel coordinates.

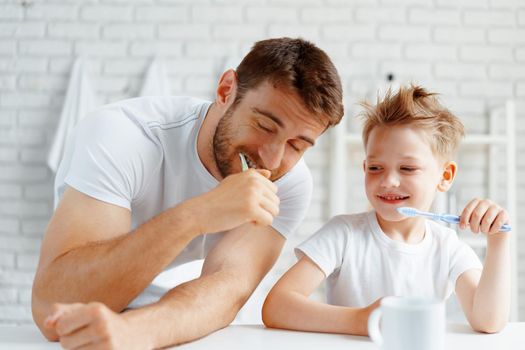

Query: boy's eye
[368,166,382,171]
[401,167,418,172]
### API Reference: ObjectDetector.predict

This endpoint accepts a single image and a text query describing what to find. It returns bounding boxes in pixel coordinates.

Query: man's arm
[32,187,200,340]
[33,169,279,342]
[123,223,285,347]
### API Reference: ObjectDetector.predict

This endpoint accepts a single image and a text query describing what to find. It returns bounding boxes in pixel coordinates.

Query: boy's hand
[460,198,510,235]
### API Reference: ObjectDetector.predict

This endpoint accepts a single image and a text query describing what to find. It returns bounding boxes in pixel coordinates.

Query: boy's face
[364,125,452,223]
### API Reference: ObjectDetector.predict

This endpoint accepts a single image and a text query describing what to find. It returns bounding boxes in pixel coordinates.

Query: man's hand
[189,169,280,235]
[44,302,149,350]
[459,198,510,236]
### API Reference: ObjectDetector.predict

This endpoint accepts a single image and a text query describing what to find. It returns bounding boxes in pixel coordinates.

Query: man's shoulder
[100,95,211,125]
[76,95,211,147]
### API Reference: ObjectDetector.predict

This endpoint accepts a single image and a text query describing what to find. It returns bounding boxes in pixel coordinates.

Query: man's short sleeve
[270,159,313,239]
[294,216,348,278]
[60,109,162,210]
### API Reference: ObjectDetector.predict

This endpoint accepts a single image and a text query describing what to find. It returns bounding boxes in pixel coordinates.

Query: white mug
[367,296,445,350]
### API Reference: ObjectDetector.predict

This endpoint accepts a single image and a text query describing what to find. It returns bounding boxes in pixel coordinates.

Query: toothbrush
[239,153,249,172]
[397,207,511,233]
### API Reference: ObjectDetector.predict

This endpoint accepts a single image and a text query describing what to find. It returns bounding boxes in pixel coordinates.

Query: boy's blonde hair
[360,85,465,160]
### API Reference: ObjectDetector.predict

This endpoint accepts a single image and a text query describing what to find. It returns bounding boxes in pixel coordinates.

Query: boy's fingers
[471,200,494,233]
[460,198,480,229]
[489,211,509,235]
[480,205,500,234]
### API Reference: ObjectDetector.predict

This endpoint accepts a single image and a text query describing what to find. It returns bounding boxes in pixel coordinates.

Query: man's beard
[212,104,282,180]
[212,105,237,178]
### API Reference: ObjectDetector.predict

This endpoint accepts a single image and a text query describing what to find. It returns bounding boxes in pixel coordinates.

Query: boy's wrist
[486,232,510,248]
[349,301,380,336]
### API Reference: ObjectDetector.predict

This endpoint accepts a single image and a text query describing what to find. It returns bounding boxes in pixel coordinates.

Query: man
[32,37,344,349]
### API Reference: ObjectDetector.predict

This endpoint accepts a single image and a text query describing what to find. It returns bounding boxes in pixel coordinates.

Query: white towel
[140,58,171,96]
[47,58,98,172]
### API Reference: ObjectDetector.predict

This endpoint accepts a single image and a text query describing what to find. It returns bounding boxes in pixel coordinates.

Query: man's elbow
[31,298,59,342]
[31,276,59,341]
[219,282,253,327]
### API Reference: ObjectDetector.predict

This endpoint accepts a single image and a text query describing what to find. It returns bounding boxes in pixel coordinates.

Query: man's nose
[258,141,285,171]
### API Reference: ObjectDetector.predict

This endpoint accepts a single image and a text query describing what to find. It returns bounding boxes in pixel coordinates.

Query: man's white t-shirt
[296,211,483,307]
[55,96,313,308]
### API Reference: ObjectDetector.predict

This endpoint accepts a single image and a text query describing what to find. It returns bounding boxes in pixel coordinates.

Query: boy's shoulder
[328,211,374,235]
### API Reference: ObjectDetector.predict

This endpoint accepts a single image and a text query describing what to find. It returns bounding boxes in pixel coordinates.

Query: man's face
[213,81,327,181]
[364,125,445,225]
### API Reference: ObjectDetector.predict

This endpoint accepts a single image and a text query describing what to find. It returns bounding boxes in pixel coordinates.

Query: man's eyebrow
[252,107,316,146]
[253,107,284,127]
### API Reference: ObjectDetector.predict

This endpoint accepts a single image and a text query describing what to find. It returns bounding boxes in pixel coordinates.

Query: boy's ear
[215,69,238,111]
[437,161,457,192]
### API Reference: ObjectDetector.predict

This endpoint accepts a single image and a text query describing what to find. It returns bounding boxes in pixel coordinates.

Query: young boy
[262,85,510,335]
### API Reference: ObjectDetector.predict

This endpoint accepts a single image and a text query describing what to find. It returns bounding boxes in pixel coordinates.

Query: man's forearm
[32,203,199,325]
[471,235,510,332]
[122,269,250,348]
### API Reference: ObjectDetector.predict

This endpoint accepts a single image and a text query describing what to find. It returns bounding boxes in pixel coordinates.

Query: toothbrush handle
[440,214,511,232]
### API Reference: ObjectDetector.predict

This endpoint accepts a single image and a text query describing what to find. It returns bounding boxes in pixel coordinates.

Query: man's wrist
[121,309,156,349]
[170,198,204,239]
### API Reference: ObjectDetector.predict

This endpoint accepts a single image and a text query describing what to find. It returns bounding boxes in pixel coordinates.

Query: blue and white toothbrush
[397,207,511,233]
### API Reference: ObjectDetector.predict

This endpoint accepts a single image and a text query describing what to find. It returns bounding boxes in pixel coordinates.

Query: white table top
[1,323,524,349]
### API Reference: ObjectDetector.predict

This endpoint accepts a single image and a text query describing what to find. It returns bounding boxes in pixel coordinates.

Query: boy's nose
[259,142,285,171]
[380,172,400,188]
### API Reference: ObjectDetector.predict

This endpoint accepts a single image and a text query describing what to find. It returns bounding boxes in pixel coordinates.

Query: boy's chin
[375,209,410,223]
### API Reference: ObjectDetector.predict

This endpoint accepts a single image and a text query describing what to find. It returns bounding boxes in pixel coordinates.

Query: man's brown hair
[235,37,344,128]
[360,85,465,159]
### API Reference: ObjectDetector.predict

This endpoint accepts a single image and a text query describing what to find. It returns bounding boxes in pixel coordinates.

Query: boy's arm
[262,256,379,336]
[455,199,511,333]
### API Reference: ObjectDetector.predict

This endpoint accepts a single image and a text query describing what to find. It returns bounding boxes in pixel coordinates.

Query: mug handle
[368,308,383,347]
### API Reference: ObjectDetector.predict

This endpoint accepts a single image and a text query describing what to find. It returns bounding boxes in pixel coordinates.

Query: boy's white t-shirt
[296,211,483,307]
[54,96,313,308]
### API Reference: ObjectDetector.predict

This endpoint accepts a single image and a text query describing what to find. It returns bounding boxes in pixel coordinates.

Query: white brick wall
[1,0,524,324]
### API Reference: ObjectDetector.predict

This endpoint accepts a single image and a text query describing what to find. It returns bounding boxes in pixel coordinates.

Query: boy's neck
[375,212,427,244]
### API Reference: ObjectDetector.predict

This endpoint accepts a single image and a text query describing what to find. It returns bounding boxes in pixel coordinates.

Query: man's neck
[196,102,223,180]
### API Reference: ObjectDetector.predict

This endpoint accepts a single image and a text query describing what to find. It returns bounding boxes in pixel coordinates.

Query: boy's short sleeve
[295,216,349,278]
[449,238,483,289]
[61,111,161,210]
